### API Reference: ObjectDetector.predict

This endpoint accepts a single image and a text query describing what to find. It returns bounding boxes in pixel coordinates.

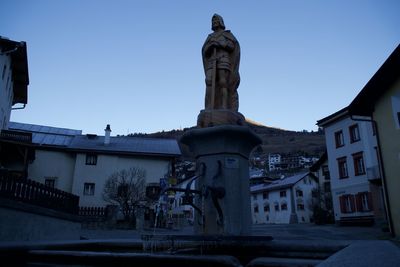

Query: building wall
[374,80,400,235]
[293,177,318,223]
[324,116,379,222]
[251,174,317,224]
[28,149,76,192]
[0,55,13,130]
[72,153,171,207]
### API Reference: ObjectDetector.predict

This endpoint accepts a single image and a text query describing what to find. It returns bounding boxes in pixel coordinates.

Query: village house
[250,172,318,224]
[0,37,32,178]
[8,122,181,217]
[348,44,400,236]
[317,107,386,226]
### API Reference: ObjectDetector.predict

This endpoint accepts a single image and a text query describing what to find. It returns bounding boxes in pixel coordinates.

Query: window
[45,178,56,188]
[252,194,257,201]
[322,165,330,180]
[274,203,279,211]
[84,183,95,195]
[297,203,305,210]
[263,192,269,199]
[281,203,288,210]
[334,130,344,148]
[349,124,360,143]
[280,190,286,198]
[253,205,259,213]
[356,192,373,212]
[296,190,303,197]
[85,154,97,165]
[352,152,365,176]
[264,204,270,212]
[339,194,355,213]
[337,157,348,179]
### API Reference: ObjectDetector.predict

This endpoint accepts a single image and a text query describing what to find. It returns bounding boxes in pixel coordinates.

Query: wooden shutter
[349,195,356,213]
[339,195,346,213]
[355,193,362,212]
[367,192,374,211]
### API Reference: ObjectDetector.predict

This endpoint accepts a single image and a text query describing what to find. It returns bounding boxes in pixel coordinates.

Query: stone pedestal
[197,109,246,128]
[180,125,261,235]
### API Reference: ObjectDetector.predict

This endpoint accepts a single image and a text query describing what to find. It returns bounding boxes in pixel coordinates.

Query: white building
[0,37,28,130]
[9,122,181,208]
[268,153,281,171]
[250,172,318,224]
[317,107,386,225]
[0,37,31,177]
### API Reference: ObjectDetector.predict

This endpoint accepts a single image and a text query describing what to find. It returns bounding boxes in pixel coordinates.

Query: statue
[202,14,240,111]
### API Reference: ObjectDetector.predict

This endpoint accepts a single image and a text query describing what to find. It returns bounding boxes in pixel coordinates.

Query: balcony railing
[0,175,79,214]
[0,129,32,143]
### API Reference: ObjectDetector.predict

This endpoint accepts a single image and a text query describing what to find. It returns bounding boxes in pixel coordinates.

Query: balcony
[0,129,32,143]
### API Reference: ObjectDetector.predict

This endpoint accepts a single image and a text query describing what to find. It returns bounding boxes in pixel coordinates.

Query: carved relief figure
[202,14,240,111]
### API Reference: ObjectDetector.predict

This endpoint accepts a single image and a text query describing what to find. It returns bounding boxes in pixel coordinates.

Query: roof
[68,135,181,157]
[310,151,327,172]
[0,37,29,105]
[9,122,81,147]
[250,172,313,193]
[316,106,349,127]
[349,44,400,116]
[9,121,181,157]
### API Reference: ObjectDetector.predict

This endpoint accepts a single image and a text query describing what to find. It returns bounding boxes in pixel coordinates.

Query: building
[9,122,181,210]
[0,37,28,130]
[317,106,386,226]
[0,37,32,178]
[250,172,318,224]
[310,152,334,224]
[268,153,281,171]
[348,44,400,235]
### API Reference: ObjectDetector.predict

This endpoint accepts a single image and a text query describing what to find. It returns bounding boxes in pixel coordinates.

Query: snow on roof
[250,172,310,193]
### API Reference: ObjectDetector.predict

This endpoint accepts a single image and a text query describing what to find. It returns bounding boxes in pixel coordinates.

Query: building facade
[9,122,181,209]
[317,107,386,225]
[250,172,318,224]
[349,44,400,235]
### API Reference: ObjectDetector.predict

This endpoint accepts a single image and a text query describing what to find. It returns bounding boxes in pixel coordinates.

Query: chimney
[104,124,111,145]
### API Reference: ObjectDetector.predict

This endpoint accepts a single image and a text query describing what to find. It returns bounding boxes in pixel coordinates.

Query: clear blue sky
[2,0,399,135]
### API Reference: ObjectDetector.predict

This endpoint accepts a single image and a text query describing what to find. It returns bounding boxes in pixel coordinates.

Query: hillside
[129,121,326,157]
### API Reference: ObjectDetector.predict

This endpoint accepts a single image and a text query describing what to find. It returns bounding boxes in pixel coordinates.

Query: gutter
[349,114,395,236]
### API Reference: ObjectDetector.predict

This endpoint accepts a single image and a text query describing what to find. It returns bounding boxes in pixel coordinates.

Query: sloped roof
[9,122,181,157]
[349,44,400,116]
[250,172,312,193]
[9,121,80,147]
[69,135,181,157]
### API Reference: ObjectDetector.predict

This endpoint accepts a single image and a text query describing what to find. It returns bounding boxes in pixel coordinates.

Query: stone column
[180,125,261,235]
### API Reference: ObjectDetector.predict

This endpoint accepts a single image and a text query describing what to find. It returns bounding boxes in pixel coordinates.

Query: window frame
[334,130,345,148]
[280,190,287,198]
[85,153,98,165]
[44,177,56,188]
[337,157,349,179]
[349,124,361,143]
[83,182,95,196]
[352,152,366,176]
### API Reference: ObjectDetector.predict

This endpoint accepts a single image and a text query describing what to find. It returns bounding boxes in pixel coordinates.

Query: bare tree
[102,167,146,224]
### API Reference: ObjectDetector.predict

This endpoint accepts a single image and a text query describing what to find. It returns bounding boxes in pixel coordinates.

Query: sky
[1,0,399,136]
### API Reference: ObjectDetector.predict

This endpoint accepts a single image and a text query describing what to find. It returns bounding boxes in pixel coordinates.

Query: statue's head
[212,14,225,31]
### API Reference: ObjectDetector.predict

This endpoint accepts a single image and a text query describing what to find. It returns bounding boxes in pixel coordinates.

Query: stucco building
[317,107,385,225]
[250,172,318,224]
[9,122,181,208]
[348,44,400,236]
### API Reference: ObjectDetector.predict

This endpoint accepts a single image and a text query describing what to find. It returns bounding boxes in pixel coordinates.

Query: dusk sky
[2,0,399,135]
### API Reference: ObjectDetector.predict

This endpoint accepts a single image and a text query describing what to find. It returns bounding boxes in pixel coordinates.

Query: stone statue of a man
[202,14,240,111]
